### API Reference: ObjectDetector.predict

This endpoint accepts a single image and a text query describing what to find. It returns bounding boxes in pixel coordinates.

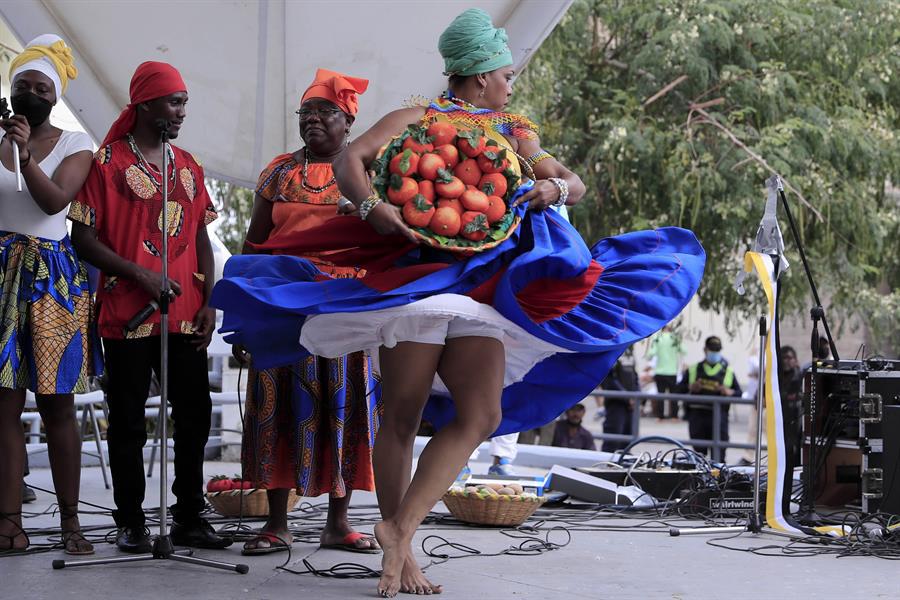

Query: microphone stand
[53,121,248,574]
[669,316,768,536]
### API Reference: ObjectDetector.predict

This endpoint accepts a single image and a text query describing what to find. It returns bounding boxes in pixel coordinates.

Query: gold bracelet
[359,194,383,220]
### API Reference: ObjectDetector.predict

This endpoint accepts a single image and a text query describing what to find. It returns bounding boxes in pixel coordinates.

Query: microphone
[154,118,171,141]
[123,290,176,334]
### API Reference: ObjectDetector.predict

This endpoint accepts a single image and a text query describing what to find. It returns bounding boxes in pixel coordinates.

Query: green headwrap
[438,8,513,77]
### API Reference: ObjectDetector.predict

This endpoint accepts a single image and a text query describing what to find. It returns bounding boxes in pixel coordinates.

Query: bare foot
[374,520,405,598]
[242,528,291,553]
[400,552,442,595]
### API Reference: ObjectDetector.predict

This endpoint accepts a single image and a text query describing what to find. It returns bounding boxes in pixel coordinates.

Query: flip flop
[320,531,382,554]
[241,531,291,556]
[62,530,95,556]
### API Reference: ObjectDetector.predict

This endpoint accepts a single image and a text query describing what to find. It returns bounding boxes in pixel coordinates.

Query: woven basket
[206,489,300,518]
[441,492,544,527]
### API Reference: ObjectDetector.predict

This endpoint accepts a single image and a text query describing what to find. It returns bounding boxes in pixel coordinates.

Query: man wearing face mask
[69,61,228,553]
[677,336,742,458]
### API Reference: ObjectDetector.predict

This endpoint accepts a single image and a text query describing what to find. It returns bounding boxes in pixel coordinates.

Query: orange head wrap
[300,68,368,116]
[101,61,187,147]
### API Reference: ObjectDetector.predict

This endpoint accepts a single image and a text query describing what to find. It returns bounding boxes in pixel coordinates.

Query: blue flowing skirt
[211,205,705,436]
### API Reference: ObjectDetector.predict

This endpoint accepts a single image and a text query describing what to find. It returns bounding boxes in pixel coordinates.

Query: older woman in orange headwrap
[235,69,382,556]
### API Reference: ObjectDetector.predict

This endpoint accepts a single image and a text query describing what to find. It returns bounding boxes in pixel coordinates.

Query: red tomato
[434,144,460,169]
[429,206,462,237]
[459,188,490,212]
[460,211,490,242]
[434,169,465,198]
[427,122,458,147]
[485,195,507,224]
[387,176,419,206]
[401,195,436,228]
[417,152,445,181]
[418,180,435,203]
[479,173,508,198]
[389,149,420,177]
[453,159,482,187]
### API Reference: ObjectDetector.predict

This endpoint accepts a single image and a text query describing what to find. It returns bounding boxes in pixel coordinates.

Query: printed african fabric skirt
[211,195,706,437]
[0,231,101,394]
[241,350,381,496]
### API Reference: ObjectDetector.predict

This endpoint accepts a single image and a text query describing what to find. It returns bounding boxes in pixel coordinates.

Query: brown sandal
[0,511,29,553]
[60,506,94,556]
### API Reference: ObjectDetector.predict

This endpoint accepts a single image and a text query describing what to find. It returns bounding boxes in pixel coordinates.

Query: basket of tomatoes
[370,122,524,254]
[205,475,300,517]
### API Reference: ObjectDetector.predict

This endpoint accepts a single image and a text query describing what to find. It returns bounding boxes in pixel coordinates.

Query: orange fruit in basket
[418,179,435,203]
[389,149,420,177]
[479,173,507,198]
[387,175,418,205]
[460,211,490,242]
[402,135,433,154]
[477,147,510,174]
[417,152,445,181]
[429,206,462,237]
[460,188,489,212]
[457,128,487,158]
[434,143,460,169]
[402,194,435,228]
[436,197,463,215]
[427,122,458,147]
[454,158,482,187]
[485,195,507,224]
[434,169,465,198]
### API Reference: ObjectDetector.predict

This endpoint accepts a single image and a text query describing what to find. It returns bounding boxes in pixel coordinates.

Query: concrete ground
[5,442,896,600]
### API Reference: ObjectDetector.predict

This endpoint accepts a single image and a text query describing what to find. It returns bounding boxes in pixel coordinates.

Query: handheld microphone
[123,290,176,334]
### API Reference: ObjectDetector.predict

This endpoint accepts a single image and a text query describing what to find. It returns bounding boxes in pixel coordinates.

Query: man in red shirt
[69,62,229,553]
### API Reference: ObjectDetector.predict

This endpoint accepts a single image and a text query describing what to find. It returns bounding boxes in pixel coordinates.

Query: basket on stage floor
[206,489,300,518]
[441,491,545,527]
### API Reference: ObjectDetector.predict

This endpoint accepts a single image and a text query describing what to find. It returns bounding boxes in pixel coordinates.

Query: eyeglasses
[295,107,343,120]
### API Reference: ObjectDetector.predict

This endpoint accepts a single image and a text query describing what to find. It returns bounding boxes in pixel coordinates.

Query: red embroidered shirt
[68,139,217,339]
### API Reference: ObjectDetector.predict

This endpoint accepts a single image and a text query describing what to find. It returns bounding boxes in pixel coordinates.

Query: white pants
[489,432,519,461]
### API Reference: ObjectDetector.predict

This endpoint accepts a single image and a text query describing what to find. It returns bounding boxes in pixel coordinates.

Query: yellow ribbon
[9,40,78,94]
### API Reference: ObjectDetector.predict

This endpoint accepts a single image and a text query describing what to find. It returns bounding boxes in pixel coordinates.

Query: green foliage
[511,0,900,350]
[207,179,254,256]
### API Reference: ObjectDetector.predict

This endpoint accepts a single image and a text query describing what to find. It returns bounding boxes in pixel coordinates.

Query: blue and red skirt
[211,194,705,436]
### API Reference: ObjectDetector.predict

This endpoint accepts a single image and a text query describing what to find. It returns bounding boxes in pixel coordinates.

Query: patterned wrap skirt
[241,349,381,496]
[0,231,101,394]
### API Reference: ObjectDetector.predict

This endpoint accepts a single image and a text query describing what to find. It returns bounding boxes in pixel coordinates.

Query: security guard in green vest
[677,336,742,457]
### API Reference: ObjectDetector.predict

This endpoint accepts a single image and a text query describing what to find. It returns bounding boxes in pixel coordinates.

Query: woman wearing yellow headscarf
[0,34,97,555]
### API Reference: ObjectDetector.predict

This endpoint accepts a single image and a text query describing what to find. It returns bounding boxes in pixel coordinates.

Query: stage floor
[4,459,896,600]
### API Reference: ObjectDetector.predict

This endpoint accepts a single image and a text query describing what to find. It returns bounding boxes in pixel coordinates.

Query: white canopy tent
[2,0,572,188]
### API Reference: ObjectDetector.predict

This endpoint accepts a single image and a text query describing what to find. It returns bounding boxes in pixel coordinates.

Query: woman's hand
[365,202,419,243]
[512,179,561,211]
[231,343,251,366]
[1,115,32,156]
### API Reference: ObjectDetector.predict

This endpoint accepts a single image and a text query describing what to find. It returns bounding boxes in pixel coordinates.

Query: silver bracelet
[548,177,568,207]
[359,195,383,220]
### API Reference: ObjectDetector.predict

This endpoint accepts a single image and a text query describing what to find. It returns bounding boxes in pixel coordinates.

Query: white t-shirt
[0,129,93,240]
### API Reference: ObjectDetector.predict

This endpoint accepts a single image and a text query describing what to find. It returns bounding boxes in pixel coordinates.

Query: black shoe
[22,483,37,504]
[116,526,152,554]
[170,518,232,549]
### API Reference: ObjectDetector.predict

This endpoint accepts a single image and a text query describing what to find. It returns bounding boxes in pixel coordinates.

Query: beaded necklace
[425,92,540,141]
[300,147,337,193]
[127,134,176,190]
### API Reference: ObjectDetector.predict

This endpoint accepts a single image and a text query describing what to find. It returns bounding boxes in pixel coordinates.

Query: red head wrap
[101,61,188,147]
[300,68,369,116]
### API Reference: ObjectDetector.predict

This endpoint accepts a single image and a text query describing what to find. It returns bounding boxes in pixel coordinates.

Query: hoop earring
[479,88,485,98]
[345,131,351,146]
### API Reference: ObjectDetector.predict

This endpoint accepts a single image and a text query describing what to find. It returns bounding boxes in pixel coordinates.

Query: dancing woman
[212,9,705,596]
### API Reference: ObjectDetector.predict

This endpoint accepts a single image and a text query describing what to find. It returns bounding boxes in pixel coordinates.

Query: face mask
[706,352,722,363]
[11,92,53,127]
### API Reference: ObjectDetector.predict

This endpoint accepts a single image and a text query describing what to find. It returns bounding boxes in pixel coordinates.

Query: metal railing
[587,389,763,462]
